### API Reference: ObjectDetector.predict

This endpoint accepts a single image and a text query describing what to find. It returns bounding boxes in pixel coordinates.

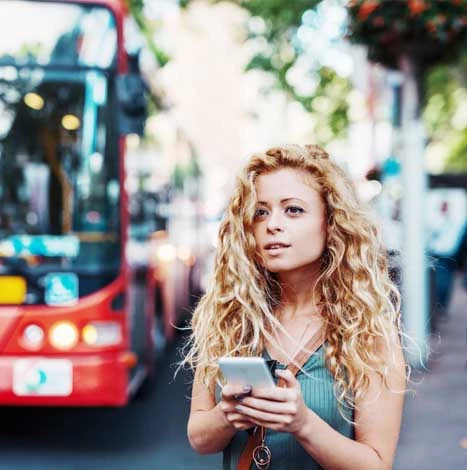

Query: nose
[266,209,283,234]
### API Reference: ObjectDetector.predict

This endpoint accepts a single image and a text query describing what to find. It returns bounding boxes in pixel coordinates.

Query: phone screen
[218,357,275,388]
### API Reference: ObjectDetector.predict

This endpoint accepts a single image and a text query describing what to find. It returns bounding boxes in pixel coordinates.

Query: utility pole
[399,55,429,368]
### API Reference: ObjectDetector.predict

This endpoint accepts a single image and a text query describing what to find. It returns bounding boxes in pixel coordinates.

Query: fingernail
[243,385,252,393]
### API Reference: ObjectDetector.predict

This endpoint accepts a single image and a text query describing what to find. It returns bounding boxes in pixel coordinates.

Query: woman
[183,144,407,469]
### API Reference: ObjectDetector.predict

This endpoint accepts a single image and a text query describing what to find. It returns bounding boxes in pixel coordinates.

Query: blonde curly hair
[182,143,405,411]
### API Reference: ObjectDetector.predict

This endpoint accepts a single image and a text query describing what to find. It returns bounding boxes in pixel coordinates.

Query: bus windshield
[0,1,117,69]
[0,65,121,303]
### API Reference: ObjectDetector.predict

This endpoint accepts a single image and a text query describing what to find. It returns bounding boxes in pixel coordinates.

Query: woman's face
[253,167,327,275]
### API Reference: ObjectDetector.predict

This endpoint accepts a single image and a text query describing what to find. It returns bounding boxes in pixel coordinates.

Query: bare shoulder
[375,333,406,392]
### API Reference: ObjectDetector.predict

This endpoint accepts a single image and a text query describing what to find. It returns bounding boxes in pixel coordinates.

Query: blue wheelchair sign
[44,273,79,306]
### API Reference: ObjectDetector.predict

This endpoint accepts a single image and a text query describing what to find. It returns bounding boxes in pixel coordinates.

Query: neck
[277,263,322,319]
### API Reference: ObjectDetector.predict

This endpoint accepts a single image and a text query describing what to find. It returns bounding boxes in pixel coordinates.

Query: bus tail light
[119,351,138,368]
[49,322,79,350]
[82,322,122,346]
[21,324,45,350]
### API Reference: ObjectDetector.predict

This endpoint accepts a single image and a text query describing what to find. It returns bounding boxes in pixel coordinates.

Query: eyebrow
[257,197,306,205]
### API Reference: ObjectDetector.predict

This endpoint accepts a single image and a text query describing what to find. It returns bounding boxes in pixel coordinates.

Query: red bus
[0,0,201,405]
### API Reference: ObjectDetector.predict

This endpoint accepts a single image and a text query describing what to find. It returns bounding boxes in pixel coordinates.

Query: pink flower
[408,0,427,16]
[358,1,380,20]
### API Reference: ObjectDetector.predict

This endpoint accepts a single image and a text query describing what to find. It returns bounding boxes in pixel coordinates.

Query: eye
[286,205,304,215]
[254,207,268,218]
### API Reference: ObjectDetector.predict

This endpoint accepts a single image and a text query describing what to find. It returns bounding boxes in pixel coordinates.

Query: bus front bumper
[0,352,130,406]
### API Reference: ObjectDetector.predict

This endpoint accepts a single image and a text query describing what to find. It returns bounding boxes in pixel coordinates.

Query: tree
[179,1,467,167]
[347,0,467,172]
[180,0,351,146]
[346,0,467,71]
[125,0,170,67]
[346,0,467,367]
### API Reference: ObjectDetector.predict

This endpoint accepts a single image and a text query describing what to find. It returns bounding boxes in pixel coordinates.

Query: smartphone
[218,357,275,388]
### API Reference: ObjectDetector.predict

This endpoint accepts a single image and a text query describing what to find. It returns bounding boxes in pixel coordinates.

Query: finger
[235,404,293,425]
[222,384,252,400]
[256,421,289,433]
[239,396,297,415]
[225,413,256,430]
[251,385,297,402]
[220,401,238,413]
[231,420,255,431]
[274,369,300,388]
[225,412,255,426]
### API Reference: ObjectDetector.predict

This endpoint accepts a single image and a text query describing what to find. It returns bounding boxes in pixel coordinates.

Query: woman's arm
[187,368,254,454]
[235,339,406,469]
[293,339,406,469]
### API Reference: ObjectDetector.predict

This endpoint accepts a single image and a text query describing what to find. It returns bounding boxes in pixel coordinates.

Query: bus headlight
[177,247,196,267]
[155,243,177,263]
[49,322,79,350]
[21,324,45,349]
[82,322,122,346]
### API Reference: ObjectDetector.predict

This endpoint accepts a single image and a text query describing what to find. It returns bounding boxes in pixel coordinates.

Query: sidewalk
[395,274,467,469]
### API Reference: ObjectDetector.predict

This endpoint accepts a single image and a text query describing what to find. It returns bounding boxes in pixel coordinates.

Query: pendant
[253,444,271,469]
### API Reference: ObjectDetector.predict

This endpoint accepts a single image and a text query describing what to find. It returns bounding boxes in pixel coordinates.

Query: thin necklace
[275,318,316,366]
[289,320,317,364]
[254,320,321,469]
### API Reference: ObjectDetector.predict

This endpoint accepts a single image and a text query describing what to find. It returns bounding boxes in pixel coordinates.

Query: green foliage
[180,0,317,35]
[240,0,351,144]
[300,67,351,144]
[445,132,467,172]
[180,0,350,145]
[424,54,467,172]
[171,156,202,190]
[235,0,320,39]
[345,1,467,172]
[17,42,43,61]
[221,0,321,90]
[424,67,458,137]
[126,0,170,67]
[347,0,467,69]
[172,163,185,190]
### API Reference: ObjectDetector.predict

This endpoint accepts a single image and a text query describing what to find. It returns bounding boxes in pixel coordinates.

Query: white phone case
[218,357,275,388]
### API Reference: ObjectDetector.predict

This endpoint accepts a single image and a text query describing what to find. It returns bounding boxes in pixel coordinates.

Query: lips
[264,242,290,250]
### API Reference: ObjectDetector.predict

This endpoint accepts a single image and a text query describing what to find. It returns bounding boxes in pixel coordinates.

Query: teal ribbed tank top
[220,344,354,469]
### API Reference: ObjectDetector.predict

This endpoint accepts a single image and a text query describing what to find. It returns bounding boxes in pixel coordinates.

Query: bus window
[0,66,121,301]
[0,1,117,69]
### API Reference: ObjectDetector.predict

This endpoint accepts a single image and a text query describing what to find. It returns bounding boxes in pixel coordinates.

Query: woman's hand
[233,369,310,435]
[219,384,256,431]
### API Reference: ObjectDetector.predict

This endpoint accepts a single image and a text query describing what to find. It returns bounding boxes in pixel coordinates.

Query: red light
[86,211,101,224]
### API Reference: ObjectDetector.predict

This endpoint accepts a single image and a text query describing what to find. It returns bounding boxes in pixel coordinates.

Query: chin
[264,263,293,273]
[265,258,322,275]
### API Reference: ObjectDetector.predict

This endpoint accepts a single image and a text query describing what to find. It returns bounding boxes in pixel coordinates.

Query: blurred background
[0,0,465,469]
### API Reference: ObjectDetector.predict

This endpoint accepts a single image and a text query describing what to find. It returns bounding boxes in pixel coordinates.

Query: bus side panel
[0,277,131,406]
[0,352,128,406]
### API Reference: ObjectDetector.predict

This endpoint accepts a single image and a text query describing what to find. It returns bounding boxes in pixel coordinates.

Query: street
[1,275,465,470]
[0,335,220,470]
